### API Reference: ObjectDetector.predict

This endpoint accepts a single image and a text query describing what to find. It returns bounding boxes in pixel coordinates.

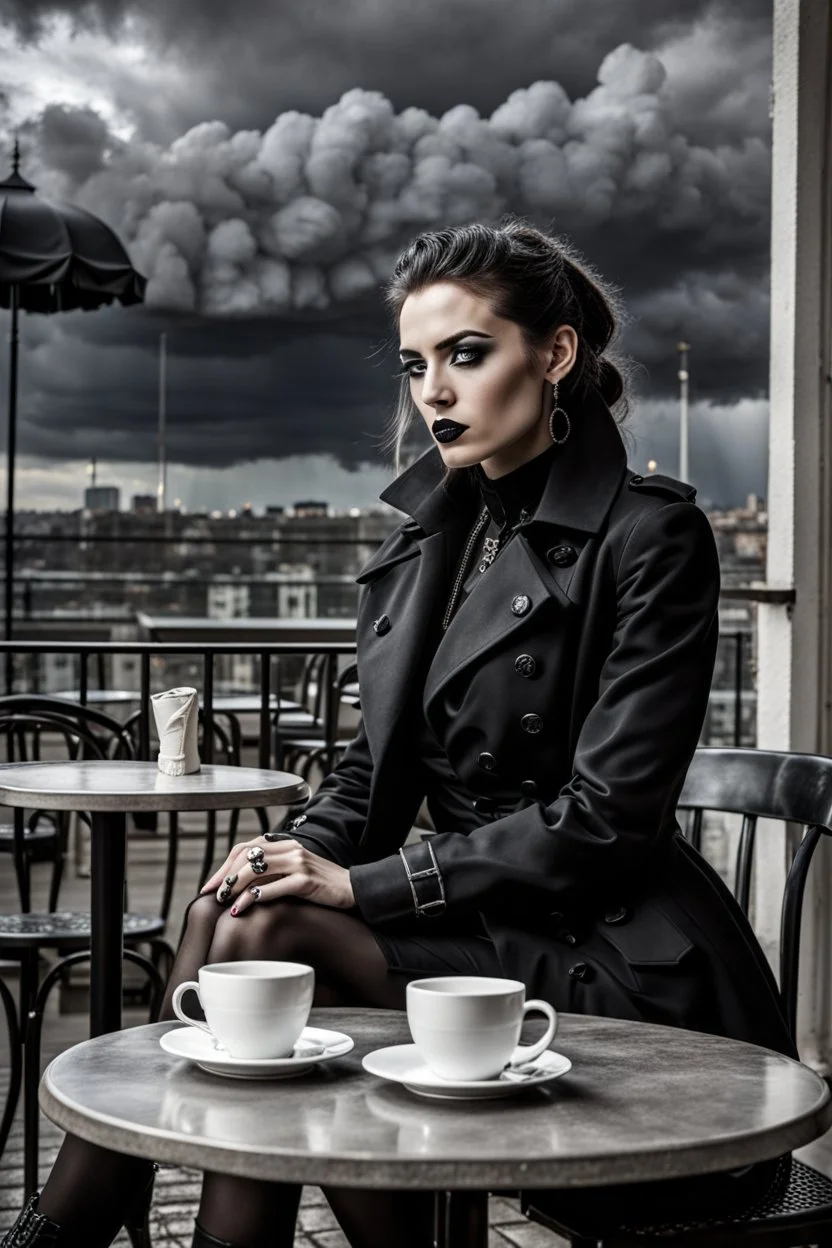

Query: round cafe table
[0,761,308,1037]
[40,1008,832,1248]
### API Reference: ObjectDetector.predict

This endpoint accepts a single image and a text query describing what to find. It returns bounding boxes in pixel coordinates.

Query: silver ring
[249,886,262,901]
[251,858,268,875]
[246,846,265,863]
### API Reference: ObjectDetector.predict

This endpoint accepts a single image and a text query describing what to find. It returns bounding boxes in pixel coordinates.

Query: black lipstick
[432,418,469,444]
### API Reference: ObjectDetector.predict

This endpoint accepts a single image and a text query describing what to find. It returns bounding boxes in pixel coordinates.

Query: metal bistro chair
[0,695,139,913]
[0,703,170,1208]
[523,746,832,1248]
[278,661,359,784]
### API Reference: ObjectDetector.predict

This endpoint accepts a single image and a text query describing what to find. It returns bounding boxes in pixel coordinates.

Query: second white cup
[170,960,314,1059]
[406,976,558,1081]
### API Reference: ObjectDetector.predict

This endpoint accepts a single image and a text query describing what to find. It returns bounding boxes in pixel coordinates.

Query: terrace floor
[1,806,832,1247]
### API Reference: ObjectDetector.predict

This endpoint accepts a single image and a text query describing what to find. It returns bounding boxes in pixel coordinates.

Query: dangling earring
[548,381,571,445]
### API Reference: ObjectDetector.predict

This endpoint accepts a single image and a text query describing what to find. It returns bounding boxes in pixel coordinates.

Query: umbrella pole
[4,284,18,693]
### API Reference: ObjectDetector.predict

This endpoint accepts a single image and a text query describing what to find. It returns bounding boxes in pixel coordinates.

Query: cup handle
[509,999,558,1066]
[170,981,213,1037]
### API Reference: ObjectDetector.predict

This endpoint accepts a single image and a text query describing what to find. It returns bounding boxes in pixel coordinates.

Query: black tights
[39,897,435,1248]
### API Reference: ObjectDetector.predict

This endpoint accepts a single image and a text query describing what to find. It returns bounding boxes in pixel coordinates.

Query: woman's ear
[544,325,579,384]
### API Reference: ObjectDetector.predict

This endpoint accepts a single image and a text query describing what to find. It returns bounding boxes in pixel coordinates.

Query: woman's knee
[181,893,225,945]
[206,898,334,966]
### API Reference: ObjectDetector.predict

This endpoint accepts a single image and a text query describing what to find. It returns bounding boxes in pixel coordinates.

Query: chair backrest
[0,695,135,761]
[678,746,832,1040]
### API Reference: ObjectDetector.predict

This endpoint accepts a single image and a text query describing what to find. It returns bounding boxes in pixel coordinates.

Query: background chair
[0,695,135,913]
[523,746,832,1248]
[279,660,359,783]
[0,701,170,1211]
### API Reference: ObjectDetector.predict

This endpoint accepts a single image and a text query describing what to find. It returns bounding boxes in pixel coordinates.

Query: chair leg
[227,806,240,853]
[0,974,22,1162]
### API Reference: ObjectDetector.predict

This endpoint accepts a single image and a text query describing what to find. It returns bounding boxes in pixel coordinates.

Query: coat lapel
[422,533,567,714]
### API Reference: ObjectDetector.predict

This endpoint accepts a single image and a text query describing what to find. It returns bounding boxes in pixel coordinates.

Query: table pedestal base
[436,1191,489,1248]
[90,809,126,1036]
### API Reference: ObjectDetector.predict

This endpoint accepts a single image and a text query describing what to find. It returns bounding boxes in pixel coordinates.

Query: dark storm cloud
[2,0,770,142]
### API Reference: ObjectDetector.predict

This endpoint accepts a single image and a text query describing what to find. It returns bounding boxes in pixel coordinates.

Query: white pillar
[756,0,832,1068]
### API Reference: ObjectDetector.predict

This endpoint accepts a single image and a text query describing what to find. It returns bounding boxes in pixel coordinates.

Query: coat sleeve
[269,717,375,868]
[350,500,721,923]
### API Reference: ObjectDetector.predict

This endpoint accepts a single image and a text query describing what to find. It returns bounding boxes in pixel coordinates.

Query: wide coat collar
[377,387,628,538]
[353,391,630,770]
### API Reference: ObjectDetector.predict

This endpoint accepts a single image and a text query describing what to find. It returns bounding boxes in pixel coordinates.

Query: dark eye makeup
[394,344,488,378]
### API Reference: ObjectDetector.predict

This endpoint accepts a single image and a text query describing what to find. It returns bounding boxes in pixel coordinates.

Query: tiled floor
[2,808,832,1245]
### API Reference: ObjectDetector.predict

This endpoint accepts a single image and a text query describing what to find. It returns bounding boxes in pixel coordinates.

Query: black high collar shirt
[472,442,561,533]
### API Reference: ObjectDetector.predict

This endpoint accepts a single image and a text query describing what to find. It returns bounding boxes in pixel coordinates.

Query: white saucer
[361,1044,572,1100]
[160,1026,354,1079]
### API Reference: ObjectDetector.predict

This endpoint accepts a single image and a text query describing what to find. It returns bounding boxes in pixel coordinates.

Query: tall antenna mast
[157,331,167,513]
[677,341,690,481]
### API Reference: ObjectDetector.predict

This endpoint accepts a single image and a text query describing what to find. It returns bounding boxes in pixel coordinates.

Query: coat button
[472,797,497,816]
[477,752,497,772]
[514,654,537,678]
[561,932,577,947]
[629,474,644,486]
[286,813,307,830]
[568,962,594,982]
[511,594,531,616]
[520,779,538,797]
[547,544,577,567]
[520,713,543,734]
[372,615,391,635]
[604,906,630,925]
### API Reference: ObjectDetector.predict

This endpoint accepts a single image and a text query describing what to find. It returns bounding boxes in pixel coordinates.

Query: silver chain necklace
[442,505,531,632]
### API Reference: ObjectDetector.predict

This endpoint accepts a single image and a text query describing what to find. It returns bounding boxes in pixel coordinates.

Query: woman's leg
[199,900,436,1248]
[29,896,228,1246]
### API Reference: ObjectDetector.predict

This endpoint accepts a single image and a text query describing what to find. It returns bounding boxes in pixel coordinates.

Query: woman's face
[398,281,576,479]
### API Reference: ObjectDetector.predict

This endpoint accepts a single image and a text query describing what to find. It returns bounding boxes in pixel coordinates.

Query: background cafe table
[40,1008,832,1248]
[0,761,309,1036]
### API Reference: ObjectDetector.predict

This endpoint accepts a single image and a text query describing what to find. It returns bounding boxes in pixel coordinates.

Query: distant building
[132,494,157,515]
[265,505,285,517]
[292,500,328,517]
[84,486,120,512]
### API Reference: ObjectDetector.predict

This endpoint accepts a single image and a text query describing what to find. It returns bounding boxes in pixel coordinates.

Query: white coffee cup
[170,960,314,1059]
[406,976,558,1081]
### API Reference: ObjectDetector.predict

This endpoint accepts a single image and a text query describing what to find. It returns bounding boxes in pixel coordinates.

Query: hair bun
[597,358,624,407]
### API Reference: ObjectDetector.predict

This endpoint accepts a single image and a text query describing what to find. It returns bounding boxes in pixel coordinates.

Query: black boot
[191,1223,233,1248]
[0,1194,60,1246]
[123,1163,158,1248]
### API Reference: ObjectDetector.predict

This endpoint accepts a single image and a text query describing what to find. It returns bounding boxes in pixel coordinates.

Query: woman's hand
[200,836,355,914]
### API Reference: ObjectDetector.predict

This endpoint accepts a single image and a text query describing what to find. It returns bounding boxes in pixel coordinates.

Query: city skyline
[0,0,773,508]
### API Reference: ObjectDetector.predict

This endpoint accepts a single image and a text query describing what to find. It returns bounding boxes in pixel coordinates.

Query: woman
[4,219,794,1248]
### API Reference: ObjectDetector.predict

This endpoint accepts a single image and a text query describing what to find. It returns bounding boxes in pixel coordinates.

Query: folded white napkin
[150,687,201,776]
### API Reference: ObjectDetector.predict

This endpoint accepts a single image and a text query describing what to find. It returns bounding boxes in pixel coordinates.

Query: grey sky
[0,0,774,508]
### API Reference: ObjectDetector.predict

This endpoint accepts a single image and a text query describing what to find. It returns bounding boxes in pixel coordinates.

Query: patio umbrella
[0,140,146,676]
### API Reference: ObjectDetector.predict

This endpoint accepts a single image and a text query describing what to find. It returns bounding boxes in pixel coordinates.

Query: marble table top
[40,1008,832,1190]
[0,760,309,812]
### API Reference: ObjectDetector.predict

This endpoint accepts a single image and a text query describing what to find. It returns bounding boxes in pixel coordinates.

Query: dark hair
[382,216,629,471]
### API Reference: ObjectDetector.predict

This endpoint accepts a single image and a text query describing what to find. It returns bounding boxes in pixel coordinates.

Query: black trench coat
[280,392,794,1060]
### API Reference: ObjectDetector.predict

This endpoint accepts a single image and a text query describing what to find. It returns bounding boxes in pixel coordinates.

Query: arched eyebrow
[398,330,493,361]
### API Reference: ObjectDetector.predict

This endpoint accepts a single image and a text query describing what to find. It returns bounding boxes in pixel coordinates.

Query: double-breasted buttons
[521,713,544,734]
[547,544,577,567]
[514,654,537,678]
[568,962,594,982]
[604,906,630,925]
[629,474,644,486]
[372,615,391,635]
[511,594,531,616]
[472,797,496,816]
[477,752,497,772]
[520,779,538,797]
